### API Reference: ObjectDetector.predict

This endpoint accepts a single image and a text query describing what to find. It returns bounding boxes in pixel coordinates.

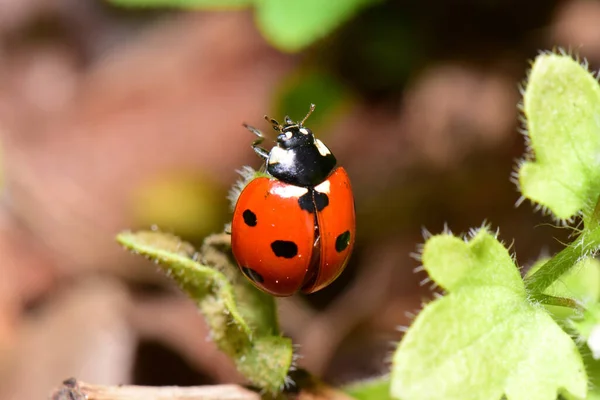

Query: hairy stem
[532,294,583,311]
[524,240,585,294]
[524,225,600,295]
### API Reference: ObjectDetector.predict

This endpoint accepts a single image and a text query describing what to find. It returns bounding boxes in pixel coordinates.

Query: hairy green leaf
[421,230,523,293]
[518,52,600,223]
[392,229,587,400]
[117,230,292,393]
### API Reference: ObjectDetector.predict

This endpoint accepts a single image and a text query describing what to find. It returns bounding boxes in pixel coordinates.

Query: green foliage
[116,230,292,393]
[519,53,600,295]
[108,0,379,52]
[391,229,587,400]
[390,52,600,400]
[518,53,600,225]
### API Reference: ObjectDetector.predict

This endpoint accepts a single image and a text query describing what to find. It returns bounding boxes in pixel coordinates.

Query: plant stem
[589,195,600,231]
[524,239,585,294]
[524,225,600,295]
[532,293,583,311]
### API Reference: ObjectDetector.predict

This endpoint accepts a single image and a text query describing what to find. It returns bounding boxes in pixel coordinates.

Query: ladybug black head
[262,103,337,187]
[277,125,315,149]
[266,103,317,150]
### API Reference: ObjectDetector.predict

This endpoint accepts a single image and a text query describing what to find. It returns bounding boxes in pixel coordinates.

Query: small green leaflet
[391,229,587,400]
[116,230,292,393]
[518,52,600,224]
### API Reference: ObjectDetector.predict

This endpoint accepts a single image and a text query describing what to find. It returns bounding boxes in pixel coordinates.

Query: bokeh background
[0,0,596,398]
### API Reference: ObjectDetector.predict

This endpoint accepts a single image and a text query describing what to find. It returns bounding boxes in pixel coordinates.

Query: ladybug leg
[243,123,265,139]
[243,123,270,159]
[252,143,269,159]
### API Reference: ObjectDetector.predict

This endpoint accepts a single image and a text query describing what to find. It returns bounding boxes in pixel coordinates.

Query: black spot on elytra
[314,191,329,211]
[335,230,351,253]
[241,266,264,283]
[298,190,329,213]
[242,209,257,227]
[298,192,313,212]
[271,240,298,258]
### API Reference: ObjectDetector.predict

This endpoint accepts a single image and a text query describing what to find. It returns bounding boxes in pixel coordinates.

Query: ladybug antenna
[264,115,282,132]
[300,103,316,127]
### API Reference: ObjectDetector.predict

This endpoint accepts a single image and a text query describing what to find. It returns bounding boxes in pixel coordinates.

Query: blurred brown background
[0,0,596,398]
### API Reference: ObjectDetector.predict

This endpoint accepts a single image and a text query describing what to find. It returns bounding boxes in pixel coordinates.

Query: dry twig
[49,375,357,400]
[50,378,259,400]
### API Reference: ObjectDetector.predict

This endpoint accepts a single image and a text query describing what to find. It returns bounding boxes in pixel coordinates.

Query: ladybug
[231,104,356,296]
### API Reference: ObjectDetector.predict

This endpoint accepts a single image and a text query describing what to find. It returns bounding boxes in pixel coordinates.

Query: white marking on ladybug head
[268,146,292,165]
[300,128,310,135]
[271,184,309,198]
[314,180,331,194]
[285,131,293,139]
[314,139,331,157]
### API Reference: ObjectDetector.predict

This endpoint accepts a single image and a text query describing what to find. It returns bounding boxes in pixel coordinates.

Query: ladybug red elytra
[231,104,356,296]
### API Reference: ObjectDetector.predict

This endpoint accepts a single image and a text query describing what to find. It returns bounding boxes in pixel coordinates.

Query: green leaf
[344,376,391,400]
[255,0,380,52]
[518,52,600,222]
[117,230,292,393]
[108,0,251,8]
[421,230,524,293]
[392,229,587,400]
